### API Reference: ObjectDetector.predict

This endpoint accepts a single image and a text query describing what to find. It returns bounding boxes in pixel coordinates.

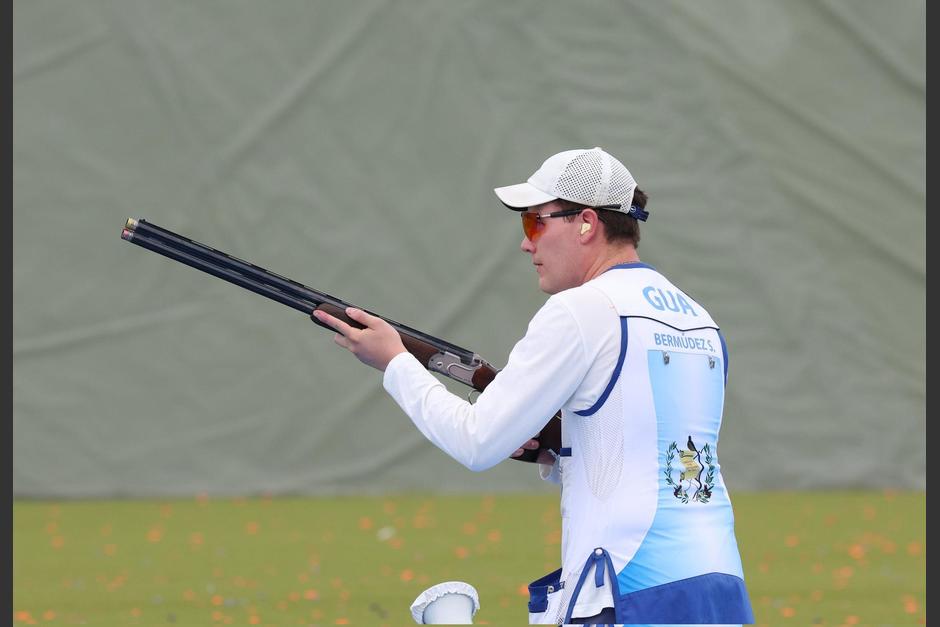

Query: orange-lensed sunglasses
[521,205,649,242]
[521,204,629,241]
[521,208,585,241]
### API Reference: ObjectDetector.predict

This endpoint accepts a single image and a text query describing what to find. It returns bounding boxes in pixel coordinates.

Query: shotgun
[120,218,561,462]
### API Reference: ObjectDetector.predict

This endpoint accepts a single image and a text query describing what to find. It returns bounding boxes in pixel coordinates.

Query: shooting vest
[527,263,754,625]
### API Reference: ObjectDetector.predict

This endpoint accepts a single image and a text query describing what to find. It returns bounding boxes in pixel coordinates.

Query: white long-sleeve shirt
[383,282,621,471]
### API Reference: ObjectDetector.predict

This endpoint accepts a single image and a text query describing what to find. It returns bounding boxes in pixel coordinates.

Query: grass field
[13,491,925,626]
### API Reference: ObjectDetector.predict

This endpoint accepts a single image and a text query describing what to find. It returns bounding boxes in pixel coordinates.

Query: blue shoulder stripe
[574,317,628,417]
[718,329,729,386]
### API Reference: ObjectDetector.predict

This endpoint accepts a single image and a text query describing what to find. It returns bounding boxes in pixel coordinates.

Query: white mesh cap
[494,147,637,212]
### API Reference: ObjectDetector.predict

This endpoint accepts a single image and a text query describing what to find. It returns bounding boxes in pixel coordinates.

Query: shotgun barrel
[120,218,498,391]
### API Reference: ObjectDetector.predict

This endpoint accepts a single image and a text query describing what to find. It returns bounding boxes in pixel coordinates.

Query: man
[313,147,754,625]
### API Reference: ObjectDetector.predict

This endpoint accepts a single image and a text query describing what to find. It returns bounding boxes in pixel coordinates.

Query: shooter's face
[519,201,583,295]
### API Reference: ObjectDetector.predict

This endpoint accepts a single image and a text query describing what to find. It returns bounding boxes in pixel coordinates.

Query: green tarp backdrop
[13,1,925,497]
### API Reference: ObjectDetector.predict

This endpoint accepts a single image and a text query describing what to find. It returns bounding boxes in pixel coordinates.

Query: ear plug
[580,223,591,235]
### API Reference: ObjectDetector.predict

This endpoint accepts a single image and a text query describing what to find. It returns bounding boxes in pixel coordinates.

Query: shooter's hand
[510,437,556,465]
[312,307,407,371]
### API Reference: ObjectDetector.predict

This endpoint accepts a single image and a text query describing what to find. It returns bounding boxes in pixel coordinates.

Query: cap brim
[493,183,557,210]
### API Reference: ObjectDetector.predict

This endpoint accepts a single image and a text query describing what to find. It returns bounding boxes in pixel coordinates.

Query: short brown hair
[557,187,649,247]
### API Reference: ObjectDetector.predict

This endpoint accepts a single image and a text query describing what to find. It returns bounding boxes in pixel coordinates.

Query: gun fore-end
[311,302,365,331]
